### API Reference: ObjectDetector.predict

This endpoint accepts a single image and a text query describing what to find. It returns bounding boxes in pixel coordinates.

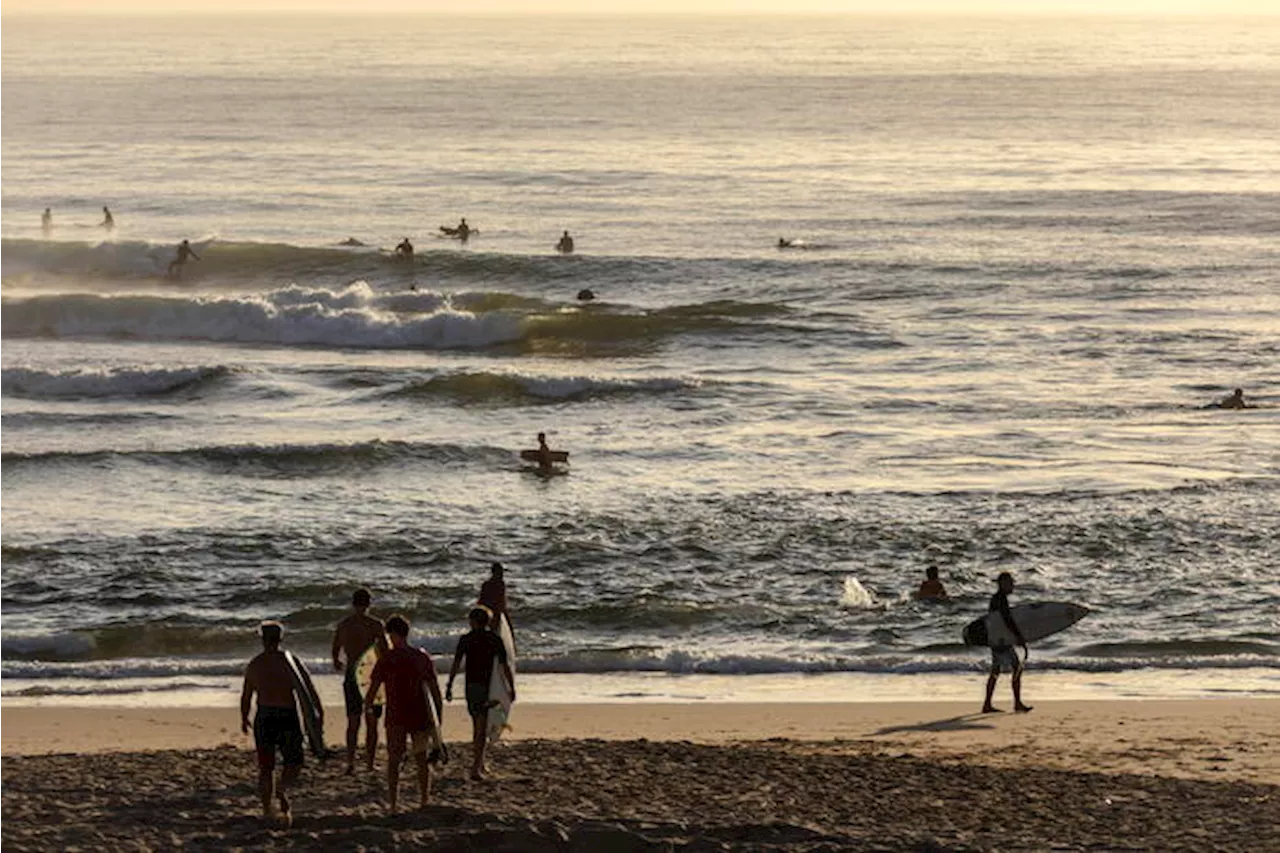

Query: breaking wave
[2,365,233,399]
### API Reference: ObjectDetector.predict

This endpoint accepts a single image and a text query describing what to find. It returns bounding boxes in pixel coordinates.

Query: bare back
[245,650,297,709]
[335,612,386,667]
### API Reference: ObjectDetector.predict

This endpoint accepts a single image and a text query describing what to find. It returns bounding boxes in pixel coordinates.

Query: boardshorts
[465,682,492,718]
[343,666,383,718]
[254,706,304,769]
[991,645,1020,673]
[386,723,431,757]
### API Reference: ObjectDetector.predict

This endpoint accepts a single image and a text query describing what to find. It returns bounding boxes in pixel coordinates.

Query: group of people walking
[240,563,516,823]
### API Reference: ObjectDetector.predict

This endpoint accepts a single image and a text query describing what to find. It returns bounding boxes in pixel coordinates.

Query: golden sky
[4,1,1278,14]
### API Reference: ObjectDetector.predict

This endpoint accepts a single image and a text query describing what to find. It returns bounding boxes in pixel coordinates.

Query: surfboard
[354,640,385,707]
[962,601,1089,647]
[283,650,327,759]
[486,613,517,744]
[420,671,449,764]
[520,450,569,463]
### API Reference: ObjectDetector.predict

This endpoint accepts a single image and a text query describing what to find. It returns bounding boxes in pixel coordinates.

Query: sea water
[3,15,1279,706]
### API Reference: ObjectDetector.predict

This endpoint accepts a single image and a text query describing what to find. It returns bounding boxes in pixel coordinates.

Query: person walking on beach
[167,239,200,279]
[364,615,443,812]
[41,208,52,236]
[101,206,115,231]
[240,621,315,826]
[446,606,515,780]
[982,572,1032,714]
[332,588,388,775]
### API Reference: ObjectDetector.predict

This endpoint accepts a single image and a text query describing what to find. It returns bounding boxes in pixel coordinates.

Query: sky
[3,0,1278,15]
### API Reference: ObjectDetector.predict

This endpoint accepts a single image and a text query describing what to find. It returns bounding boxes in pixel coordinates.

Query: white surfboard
[421,673,448,764]
[963,601,1089,647]
[486,613,517,744]
[283,650,326,759]
[354,640,385,706]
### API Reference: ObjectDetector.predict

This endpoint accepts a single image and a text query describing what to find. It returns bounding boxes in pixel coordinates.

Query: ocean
[3,14,1278,706]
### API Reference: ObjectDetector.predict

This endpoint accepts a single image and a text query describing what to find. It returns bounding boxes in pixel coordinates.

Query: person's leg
[1012,657,1032,712]
[253,713,278,818]
[412,733,432,808]
[258,763,275,818]
[364,707,381,771]
[471,712,487,779]
[386,725,407,812]
[276,725,305,826]
[983,666,1000,713]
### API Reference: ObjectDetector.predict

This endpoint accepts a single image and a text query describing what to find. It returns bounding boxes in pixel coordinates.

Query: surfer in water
[446,607,515,781]
[241,621,314,826]
[167,239,200,279]
[478,562,509,623]
[41,208,52,236]
[983,572,1032,714]
[914,567,948,600]
[101,206,114,231]
[364,615,443,813]
[556,230,575,254]
[394,237,414,262]
[534,431,557,474]
[331,588,388,775]
[1205,388,1253,410]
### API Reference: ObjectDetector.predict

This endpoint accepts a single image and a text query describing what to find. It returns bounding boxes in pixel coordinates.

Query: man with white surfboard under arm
[446,606,515,781]
[332,588,388,775]
[983,572,1033,714]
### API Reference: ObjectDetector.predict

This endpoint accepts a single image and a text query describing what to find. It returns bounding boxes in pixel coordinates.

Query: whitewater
[3,15,1279,704]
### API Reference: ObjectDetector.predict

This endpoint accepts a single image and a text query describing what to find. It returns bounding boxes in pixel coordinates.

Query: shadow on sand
[872,713,996,736]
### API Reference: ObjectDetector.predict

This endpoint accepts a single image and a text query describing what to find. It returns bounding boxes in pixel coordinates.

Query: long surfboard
[421,671,448,764]
[354,639,385,707]
[520,450,569,464]
[963,601,1089,647]
[486,613,517,744]
[283,650,327,759]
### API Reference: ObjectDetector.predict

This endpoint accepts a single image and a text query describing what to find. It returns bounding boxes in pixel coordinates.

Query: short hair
[352,588,371,608]
[260,621,283,645]
[996,571,1014,584]
[491,561,504,575]
[469,606,492,627]
[925,567,939,580]
[386,615,410,637]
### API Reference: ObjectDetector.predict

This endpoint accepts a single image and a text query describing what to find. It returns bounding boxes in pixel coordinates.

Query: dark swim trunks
[465,682,492,718]
[343,666,383,718]
[254,706,304,769]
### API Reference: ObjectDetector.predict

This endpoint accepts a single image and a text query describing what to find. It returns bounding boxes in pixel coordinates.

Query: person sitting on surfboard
[446,606,516,781]
[914,567,948,601]
[478,562,508,622]
[167,239,200,279]
[983,572,1032,714]
[394,237,414,262]
[556,230,575,254]
[1206,388,1253,410]
[240,621,315,826]
[365,614,443,813]
[331,588,388,775]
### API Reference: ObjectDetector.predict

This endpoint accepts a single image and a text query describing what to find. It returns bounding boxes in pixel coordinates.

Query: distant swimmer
[535,431,555,474]
[914,567,948,601]
[1205,388,1255,410]
[576,288,595,302]
[41,208,52,236]
[101,206,114,231]
[440,218,473,241]
[395,237,414,262]
[338,237,367,247]
[556,230,575,254]
[777,237,794,248]
[166,239,201,279]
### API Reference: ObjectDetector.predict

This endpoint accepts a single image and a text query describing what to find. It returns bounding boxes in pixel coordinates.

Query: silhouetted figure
[41,208,52,236]
[1206,388,1254,410]
[556,231,575,254]
[576,289,595,302]
[395,237,414,261]
[915,567,948,601]
[167,239,200,279]
[778,237,793,248]
[101,206,115,231]
[440,218,473,241]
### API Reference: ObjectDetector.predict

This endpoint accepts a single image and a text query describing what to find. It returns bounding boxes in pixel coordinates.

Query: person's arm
[997,598,1029,656]
[445,637,464,701]
[364,660,385,714]
[240,665,255,734]
[331,627,344,672]
[425,661,444,718]
[501,660,516,703]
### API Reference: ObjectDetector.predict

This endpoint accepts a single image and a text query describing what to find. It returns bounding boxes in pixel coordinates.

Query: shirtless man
[556,230,574,254]
[535,431,555,474]
[914,566,947,600]
[167,239,200,279]
[240,621,315,826]
[982,572,1032,714]
[395,237,414,261]
[331,588,388,774]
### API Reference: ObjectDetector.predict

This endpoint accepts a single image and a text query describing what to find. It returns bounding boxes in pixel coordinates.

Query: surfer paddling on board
[332,588,388,775]
[1205,388,1254,410]
[914,567,948,601]
[982,572,1032,714]
[167,239,200,280]
[365,615,443,813]
[241,622,316,827]
[446,607,515,781]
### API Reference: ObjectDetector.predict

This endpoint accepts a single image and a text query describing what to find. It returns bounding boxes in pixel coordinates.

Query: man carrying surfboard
[983,572,1033,714]
[365,615,444,812]
[446,606,516,781]
[331,588,389,775]
[240,621,318,826]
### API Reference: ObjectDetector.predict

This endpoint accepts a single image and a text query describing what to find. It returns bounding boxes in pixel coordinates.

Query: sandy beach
[4,699,1278,851]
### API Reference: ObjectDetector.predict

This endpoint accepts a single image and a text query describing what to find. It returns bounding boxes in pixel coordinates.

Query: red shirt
[371,645,437,730]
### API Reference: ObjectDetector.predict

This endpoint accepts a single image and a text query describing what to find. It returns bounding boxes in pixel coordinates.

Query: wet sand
[3,700,1278,851]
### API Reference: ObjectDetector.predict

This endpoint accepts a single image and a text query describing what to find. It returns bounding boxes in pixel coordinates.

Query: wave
[1,438,514,476]
[2,365,232,399]
[382,370,701,404]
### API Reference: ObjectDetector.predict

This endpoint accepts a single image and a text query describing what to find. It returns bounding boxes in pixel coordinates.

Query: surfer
[982,572,1032,714]
[445,606,515,781]
[556,230,575,254]
[364,615,443,813]
[576,288,596,302]
[1206,388,1253,410]
[166,239,200,280]
[535,431,556,474]
[240,621,314,826]
[440,218,473,240]
[394,237,414,262]
[331,588,389,775]
[41,208,52,236]
[338,237,367,247]
[478,562,508,622]
[777,237,793,248]
[101,206,114,231]
[914,567,948,601]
